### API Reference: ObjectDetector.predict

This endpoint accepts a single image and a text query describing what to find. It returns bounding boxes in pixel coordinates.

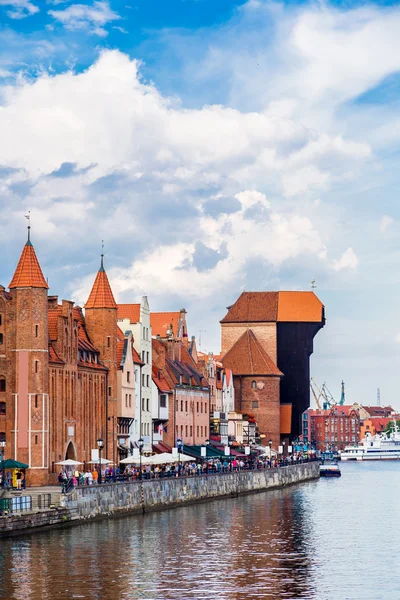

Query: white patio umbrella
[120,455,154,465]
[87,458,113,465]
[153,453,193,464]
[55,459,84,466]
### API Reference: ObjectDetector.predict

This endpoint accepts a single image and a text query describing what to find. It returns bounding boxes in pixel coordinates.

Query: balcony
[159,406,168,421]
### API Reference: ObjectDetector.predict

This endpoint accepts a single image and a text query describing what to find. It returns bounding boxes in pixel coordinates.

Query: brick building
[303,406,360,451]
[151,338,210,448]
[220,291,325,448]
[0,231,121,485]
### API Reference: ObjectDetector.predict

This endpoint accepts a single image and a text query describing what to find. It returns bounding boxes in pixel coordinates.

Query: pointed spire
[100,240,104,272]
[9,222,48,289]
[85,249,117,309]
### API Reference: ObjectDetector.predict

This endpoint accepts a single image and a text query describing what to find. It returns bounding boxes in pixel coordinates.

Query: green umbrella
[0,459,29,469]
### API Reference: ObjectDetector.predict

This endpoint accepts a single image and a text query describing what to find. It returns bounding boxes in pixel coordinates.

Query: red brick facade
[0,237,118,486]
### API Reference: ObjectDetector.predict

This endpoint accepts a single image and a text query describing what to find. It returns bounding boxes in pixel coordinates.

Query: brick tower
[84,253,118,462]
[8,226,49,486]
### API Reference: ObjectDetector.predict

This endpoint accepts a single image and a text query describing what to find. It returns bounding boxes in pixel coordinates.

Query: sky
[1,0,400,409]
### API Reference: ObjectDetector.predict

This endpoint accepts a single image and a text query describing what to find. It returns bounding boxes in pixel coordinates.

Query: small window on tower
[107,336,111,348]
[35,395,38,408]
[35,325,39,337]
[0,432,5,443]
[0,402,5,415]
[35,435,38,445]
[108,386,111,397]
[251,380,256,389]
[0,333,3,345]
[127,371,130,383]
[0,314,2,325]
[35,361,39,373]
[0,379,5,392]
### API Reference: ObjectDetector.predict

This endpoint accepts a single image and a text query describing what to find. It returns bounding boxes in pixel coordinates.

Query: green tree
[384,420,400,435]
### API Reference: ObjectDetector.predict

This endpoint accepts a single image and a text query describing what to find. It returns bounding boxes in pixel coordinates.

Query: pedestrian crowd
[58,454,314,489]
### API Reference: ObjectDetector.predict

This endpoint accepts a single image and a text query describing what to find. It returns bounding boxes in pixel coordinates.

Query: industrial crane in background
[310,378,346,410]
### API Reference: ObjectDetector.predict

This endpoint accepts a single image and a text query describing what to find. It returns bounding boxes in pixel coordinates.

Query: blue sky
[2,0,400,409]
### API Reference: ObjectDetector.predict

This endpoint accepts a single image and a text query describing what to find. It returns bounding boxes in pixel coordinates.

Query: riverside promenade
[0,461,319,536]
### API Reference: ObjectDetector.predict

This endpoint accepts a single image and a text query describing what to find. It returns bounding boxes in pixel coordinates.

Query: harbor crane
[310,378,346,410]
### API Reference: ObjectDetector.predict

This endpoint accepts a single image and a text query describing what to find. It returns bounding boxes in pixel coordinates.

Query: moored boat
[320,463,341,477]
[340,419,400,461]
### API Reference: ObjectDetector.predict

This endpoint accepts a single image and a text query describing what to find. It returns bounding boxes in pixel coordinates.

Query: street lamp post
[0,441,5,487]
[176,438,183,476]
[269,438,273,468]
[97,438,104,484]
[205,439,210,474]
[138,437,144,480]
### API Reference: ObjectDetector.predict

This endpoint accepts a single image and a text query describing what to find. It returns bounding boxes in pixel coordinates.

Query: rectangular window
[108,386,111,397]
[0,314,2,325]
[146,374,149,387]
[160,395,167,408]
[146,399,149,412]
[0,402,5,415]
[127,371,130,383]
[35,395,38,409]
[180,400,183,412]
[190,426,193,437]
[147,352,149,364]
[107,336,110,348]
[185,425,188,437]
[35,325,39,337]
[129,394,132,407]
[142,374,145,387]
[142,351,145,362]
[201,403,203,413]
[0,432,5,443]
[197,426,199,437]
[34,361,38,373]
[185,401,188,412]
[197,402,199,413]
[35,435,38,445]
[0,333,3,345]
[205,403,207,414]
[252,401,259,408]
[125,393,128,407]
[201,426,203,437]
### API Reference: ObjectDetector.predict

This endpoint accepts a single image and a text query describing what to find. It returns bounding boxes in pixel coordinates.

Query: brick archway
[65,441,76,461]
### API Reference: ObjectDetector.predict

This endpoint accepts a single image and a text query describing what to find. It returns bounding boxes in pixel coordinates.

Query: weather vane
[311,279,316,290]
[24,211,31,242]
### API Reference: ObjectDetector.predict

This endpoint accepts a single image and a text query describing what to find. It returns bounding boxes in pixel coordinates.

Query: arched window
[0,378,5,392]
[251,380,256,389]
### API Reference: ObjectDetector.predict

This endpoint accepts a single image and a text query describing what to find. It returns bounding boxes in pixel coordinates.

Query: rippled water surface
[1,462,400,600]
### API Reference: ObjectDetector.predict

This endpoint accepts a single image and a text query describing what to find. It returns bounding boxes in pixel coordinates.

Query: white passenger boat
[340,420,400,461]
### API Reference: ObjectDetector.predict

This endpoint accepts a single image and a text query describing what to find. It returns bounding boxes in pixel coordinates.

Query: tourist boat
[340,420,400,461]
[320,463,341,477]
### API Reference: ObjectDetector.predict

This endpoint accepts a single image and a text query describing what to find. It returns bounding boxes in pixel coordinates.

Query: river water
[0,461,399,600]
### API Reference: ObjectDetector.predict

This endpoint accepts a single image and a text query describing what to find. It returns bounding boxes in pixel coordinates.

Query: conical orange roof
[9,238,48,289]
[85,257,117,309]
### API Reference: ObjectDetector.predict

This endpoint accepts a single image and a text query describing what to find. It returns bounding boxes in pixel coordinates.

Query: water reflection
[1,462,400,600]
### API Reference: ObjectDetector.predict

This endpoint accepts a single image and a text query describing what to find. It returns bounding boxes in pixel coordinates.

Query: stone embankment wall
[0,463,319,536]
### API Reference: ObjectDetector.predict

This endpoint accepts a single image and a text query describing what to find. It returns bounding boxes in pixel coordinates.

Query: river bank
[0,462,319,537]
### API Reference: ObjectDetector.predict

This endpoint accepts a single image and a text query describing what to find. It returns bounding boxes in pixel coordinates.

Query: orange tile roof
[132,346,144,365]
[48,306,62,341]
[116,326,125,341]
[85,265,117,309]
[49,343,64,364]
[221,329,282,376]
[220,291,324,324]
[277,291,324,323]
[221,292,278,323]
[9,240,48,289]
[117,339,124,366]
[117,304,140,324]
[151,312,181,337]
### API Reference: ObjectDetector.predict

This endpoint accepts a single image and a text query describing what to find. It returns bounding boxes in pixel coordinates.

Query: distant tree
[384,420,400,435]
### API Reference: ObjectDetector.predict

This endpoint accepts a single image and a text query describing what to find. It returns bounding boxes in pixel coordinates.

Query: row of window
[176,425,208,439]
[141,422,151,436]
[142,374,151,388]
[141,351,150,364]
[179,400,208,414]
[125,394,132,408]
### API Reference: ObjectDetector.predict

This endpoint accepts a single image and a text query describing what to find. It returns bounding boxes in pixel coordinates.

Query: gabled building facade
[117,298,152,450]
[0,232,119,485]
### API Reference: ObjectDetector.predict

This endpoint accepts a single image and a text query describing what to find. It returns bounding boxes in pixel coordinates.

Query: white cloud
[380,215,394,233]
[48,1,119,36]
[0,0,38,19]
[331,247,359,272]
